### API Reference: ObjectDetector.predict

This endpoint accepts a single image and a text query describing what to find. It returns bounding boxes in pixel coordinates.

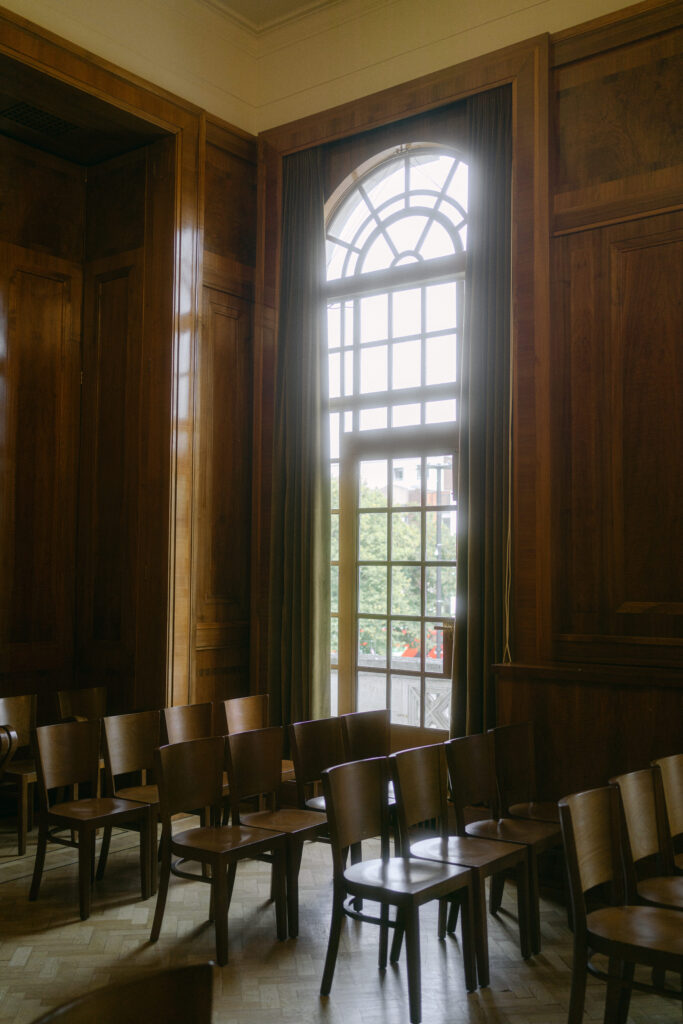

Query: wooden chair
[29,719,151,920]
[290,715,347,812]
[0,693,38,855]
[218,694,295,786]
[150,735,287,965]
[227,725,327,938]
[444,733,560,954]
[28,962,215,1024]
[488,721,560,823]
[391,742,531,987]
[652,753,683,874]
[341,708,391,760]
[0,723,18,779]
[559,784,683,1024]
[56,685,107,722]
[162,701,213,743]
[100,710,161,892]
[610,766,683,912]
[320,756,476,1024]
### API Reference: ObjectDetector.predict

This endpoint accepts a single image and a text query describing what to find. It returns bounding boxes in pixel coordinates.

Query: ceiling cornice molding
[198,0,341,35]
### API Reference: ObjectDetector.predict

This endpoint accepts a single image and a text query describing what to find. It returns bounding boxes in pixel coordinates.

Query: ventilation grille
[0,101,78,138]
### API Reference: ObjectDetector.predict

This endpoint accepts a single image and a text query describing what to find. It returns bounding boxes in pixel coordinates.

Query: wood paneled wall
[192,119,257,704]
[497,0,683,797]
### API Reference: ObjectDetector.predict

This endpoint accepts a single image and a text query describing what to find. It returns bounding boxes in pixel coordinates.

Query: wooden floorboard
[0,814,679,1023]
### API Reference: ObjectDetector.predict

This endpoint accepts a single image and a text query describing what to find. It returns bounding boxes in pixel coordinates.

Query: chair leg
[78,827,92,921]
[18,777,29,856]
[379,903,390,969]
[527,848,541,954]
[320,884,346,996]
[567,933,588,1024]
[403,905,422,1024]
[447,899,459,934]
[350,841,363,912]
[489,871,504,914]
[96,825,112,881]
[472,873,490,988]
[150,836,172,942]
[391,908,405,963]
[286,839,304,939]
[29,821,48,901]
[604,957,633,1024]
[139,814,151,900]
[212,862,229,967]
[515,857,532,959]
[437,899,447,940]
[459,885,478,993]
[272,845,287,941]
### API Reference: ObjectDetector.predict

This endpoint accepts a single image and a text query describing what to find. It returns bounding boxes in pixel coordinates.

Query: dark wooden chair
[488,721,560,823]
[0,723,18,779]
[29,719,151,920]
[0,693,38,855]
[444,733,560,954]
[610,766,683,912]
[28,962,215,1024]
[56,685,107,722]
[150,735,287,965]
[290,715,347,812]
[391,742,531,987]
[341,708,391,760]
[652,753,683,874]
[227,725,327,937]
[220,693,269,734]
[559,784,683,1024]
[320,755,476,1024]
[162,701,213,743]
[100,710,161,892]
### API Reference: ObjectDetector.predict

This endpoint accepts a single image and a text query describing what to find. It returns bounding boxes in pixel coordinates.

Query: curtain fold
[451,86,512,737]
[268,148,330,727]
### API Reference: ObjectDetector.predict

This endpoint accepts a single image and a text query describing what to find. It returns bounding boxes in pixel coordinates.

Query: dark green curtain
[451,86,512,736]
[268,148,330,728]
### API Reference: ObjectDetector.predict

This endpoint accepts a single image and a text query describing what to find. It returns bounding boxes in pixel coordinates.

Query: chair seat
[587,905,683,958]
[344,855,471,901]
[116,783,160,807]
[508,800,559,824]
[3,757,37,782]
[241,807,326,837]
[411,834,527,870]
[466,816,560,850]
[637,875,683,910]
[172,823,284,856]
[48,796,149,826]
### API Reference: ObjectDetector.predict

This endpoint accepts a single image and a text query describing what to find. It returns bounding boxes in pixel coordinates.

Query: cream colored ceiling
[209,0,337,31]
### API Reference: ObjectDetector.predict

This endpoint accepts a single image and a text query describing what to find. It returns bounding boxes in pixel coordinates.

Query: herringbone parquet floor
[0,813,679,1024]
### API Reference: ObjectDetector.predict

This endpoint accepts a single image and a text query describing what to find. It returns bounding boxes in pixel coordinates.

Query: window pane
[424,621,444,673]
[392,404,421,427]
[360,294,388,343]
[425,399,456,423]
[425,676,450,730]
[331,513,339,561]
[426,458,455,504]
[362,234,394,273]
[330,615,338,658]
[387,214,428,255]
[343,350,354,396]
[359,512,387,561]
[425,510,457,561]
[359,460,387,505]
[392,288,421,338]
[391,674,421,726]
[392,511,421,561]
[392,458,421,505]
[329,414,340,460]
[424,565,456,618]
[360,345,387,393]
[391,620,421,671]
[391,566,421,616]
[330,462,339,507]
[358,618,386,666]
[358,567,387,614]
[426,335,456,385]
[360,407,387,430]
[419,220,455,260]
[357,671,387,712]
[329,351,340,399]
[330,565,338,614]
[392,339,421,390]
[426,282,456,333]
[327,303,341,348]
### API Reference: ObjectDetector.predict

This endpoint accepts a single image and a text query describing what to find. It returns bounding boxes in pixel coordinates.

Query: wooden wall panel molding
[552,23,683,234]
[552,212,683,665]
[0,245,81,691]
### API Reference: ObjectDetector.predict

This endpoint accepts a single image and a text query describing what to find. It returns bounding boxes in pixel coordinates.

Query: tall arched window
[326,144,468,728]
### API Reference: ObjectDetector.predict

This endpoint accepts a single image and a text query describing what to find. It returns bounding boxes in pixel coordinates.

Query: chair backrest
[652,753,683,844]
[611,766,672,881]
[341,708,390,761]
[558,785,625,933]
[0,724,18,781]
[444,733,496,833]
[162,702,213,744]
[155,735,225,821]
[488,721,537,811]
[227,726,283,814]
[34,720,101,798]
[390,743,449,851]
[28,962,214,1024]
[103,710,161,781]
[322,756,390,878]
[220,693,269,735]
[0,693,37,750]
[57,686,107,722]
[290,716,347,808]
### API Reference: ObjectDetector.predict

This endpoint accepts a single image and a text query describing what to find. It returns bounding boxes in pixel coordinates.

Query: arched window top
[326,145,468,282]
